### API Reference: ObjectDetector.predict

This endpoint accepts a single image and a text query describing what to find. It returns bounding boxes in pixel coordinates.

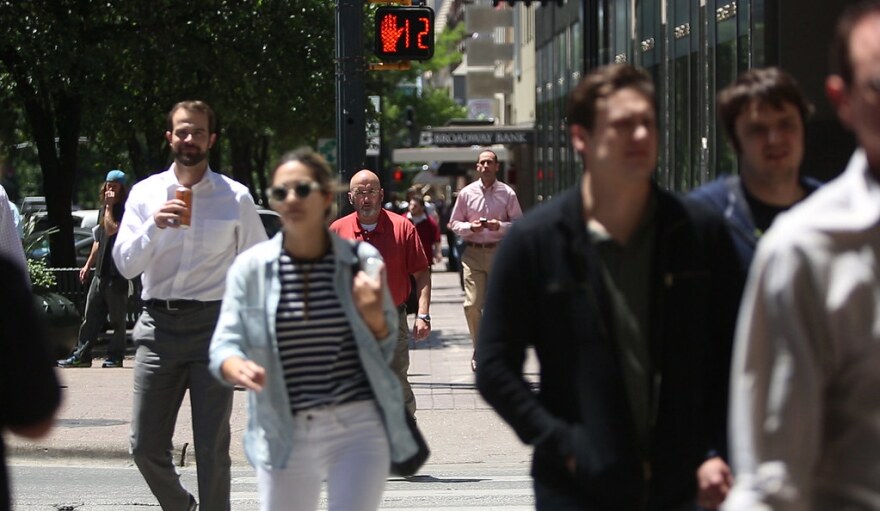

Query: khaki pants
[390,307,416,416]
[461,246,496,347]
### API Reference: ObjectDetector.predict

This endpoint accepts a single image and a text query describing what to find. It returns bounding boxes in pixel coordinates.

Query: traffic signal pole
[336,0,366,215]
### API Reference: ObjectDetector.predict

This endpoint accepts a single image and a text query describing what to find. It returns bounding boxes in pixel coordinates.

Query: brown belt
[465,241,498,249]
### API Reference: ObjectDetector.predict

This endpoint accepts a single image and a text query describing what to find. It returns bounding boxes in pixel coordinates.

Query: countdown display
[374,6,435,61]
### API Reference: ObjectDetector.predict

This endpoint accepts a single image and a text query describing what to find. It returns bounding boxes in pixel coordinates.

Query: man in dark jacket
[689,67,822,273]
[475,64,744,510]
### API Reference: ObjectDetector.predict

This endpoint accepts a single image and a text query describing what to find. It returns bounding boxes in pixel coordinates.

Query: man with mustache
[330,170,431,417]
[113,101,267,510]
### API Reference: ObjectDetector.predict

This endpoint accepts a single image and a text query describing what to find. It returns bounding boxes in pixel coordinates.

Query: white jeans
[257,400,390,511]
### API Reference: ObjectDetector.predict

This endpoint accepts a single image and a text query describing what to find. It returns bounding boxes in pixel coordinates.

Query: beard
[173,144,209,167]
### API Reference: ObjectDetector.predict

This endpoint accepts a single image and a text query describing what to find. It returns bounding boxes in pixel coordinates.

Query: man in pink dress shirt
[449,149,523,371]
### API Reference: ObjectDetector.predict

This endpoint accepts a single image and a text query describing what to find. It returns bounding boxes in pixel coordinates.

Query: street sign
[374,6,435,61]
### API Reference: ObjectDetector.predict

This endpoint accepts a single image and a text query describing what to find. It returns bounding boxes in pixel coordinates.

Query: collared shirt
[329,209,428,306]
[112,165,267,301]
[449,178,523,244]
[0,185,27,278]
[725,149,880,511]
[589,195,657,454]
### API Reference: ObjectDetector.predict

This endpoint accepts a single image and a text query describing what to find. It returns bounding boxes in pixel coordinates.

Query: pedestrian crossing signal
[374,6,435,61]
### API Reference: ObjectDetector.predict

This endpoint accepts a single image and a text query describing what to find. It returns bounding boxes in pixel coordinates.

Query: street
[9,462,534,510]
[5,269,539,510]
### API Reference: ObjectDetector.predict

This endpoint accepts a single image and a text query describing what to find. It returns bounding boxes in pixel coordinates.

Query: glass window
[713,0,739,178]
[670,0,693,191]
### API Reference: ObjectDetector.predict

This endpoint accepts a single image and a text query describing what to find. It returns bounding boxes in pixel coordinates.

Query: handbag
[391,412,431,476]
[350,242,431,476]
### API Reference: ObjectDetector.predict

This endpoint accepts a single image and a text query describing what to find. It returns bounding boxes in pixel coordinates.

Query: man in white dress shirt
[724,2,880,509]
[113,101,266,511]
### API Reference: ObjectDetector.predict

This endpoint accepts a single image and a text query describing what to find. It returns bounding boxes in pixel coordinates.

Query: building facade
[534,0,858,203]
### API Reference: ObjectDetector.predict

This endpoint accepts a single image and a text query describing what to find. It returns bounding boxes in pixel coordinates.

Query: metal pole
[336,0,366,216]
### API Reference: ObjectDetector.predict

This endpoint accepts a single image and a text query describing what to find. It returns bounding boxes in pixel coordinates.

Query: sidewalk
[5,268,536,468]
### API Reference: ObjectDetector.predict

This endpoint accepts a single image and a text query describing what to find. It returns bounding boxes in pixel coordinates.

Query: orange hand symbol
[380,14,406,52]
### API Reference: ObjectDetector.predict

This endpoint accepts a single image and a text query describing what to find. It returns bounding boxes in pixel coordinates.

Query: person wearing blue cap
[58,170,130,368]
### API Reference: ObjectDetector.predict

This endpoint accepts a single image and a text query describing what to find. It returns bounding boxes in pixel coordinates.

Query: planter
[34,291,81,359]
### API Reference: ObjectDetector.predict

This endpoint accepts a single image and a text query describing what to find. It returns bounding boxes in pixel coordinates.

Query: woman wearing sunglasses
[209,147,419,511]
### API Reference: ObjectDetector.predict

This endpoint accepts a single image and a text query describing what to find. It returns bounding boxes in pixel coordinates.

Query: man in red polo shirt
[330,169,431,417]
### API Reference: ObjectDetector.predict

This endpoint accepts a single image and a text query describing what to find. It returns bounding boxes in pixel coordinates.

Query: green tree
[0,0,338,266]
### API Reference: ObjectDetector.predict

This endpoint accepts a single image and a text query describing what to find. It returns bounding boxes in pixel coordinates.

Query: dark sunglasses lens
[294,183,314,198]
[269,187,288,202]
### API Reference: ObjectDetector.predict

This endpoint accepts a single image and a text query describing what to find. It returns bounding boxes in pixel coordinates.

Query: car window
[259,210,282,238]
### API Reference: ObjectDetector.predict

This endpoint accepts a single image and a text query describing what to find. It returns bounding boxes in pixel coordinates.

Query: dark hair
[831,0,880,85]
[566,64,656,131]
[479,149,498,162]
[271,147,336,194]
[717,67,814,153]
[167,100,216,134]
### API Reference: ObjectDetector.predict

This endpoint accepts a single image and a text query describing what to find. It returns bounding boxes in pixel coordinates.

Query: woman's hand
[353,266,389,339]
[220,356,266,392]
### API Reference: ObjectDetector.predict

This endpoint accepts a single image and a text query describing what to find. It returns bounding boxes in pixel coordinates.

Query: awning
[412,170,451,185]
[392,146,510,163]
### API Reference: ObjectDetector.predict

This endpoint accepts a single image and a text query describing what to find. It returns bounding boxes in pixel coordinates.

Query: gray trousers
[72,274,128,361]
[130,303,232,511]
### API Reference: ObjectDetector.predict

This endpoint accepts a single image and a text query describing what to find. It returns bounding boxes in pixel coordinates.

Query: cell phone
[479,217,488,225]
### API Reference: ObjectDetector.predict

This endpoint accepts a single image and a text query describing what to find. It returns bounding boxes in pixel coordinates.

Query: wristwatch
[417,313,431,324]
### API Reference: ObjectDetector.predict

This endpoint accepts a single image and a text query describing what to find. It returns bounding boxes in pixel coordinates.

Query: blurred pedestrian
[330,170,431,417]
[690,67,822,274]
[448,149,522,372]
[725,2,880,509]
[112,100,267,511]
[476,64,743,510]
[0,255,61,511]
[0,184,26,278]
[59,170,130,369]
[406,194,441,266]
[210,148,418,511]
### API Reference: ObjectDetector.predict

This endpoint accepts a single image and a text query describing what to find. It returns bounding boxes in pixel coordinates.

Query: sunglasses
[267,181,322,202]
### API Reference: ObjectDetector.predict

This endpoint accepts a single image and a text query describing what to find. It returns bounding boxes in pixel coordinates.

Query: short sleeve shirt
[330,209,429,306]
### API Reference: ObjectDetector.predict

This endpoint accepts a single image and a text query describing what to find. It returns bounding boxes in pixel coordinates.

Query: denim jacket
[209,231,417,469]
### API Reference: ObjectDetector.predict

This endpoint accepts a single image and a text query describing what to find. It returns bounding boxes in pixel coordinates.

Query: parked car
[19,196,46,214]
[72,209,99,229]
[258,208,281,238]
[27,226,94,268]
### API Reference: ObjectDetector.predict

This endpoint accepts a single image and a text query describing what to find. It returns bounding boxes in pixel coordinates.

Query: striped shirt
[276,251,374,414]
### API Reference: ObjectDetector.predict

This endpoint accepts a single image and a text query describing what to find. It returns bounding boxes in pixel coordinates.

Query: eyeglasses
[350,189,381,199]
[267,181,322,202]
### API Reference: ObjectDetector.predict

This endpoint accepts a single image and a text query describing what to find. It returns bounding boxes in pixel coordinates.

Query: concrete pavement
[5,268,537,470]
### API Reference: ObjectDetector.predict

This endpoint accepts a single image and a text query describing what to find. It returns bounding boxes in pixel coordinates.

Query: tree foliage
[0,0,336,266]
[0,2,465,267]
